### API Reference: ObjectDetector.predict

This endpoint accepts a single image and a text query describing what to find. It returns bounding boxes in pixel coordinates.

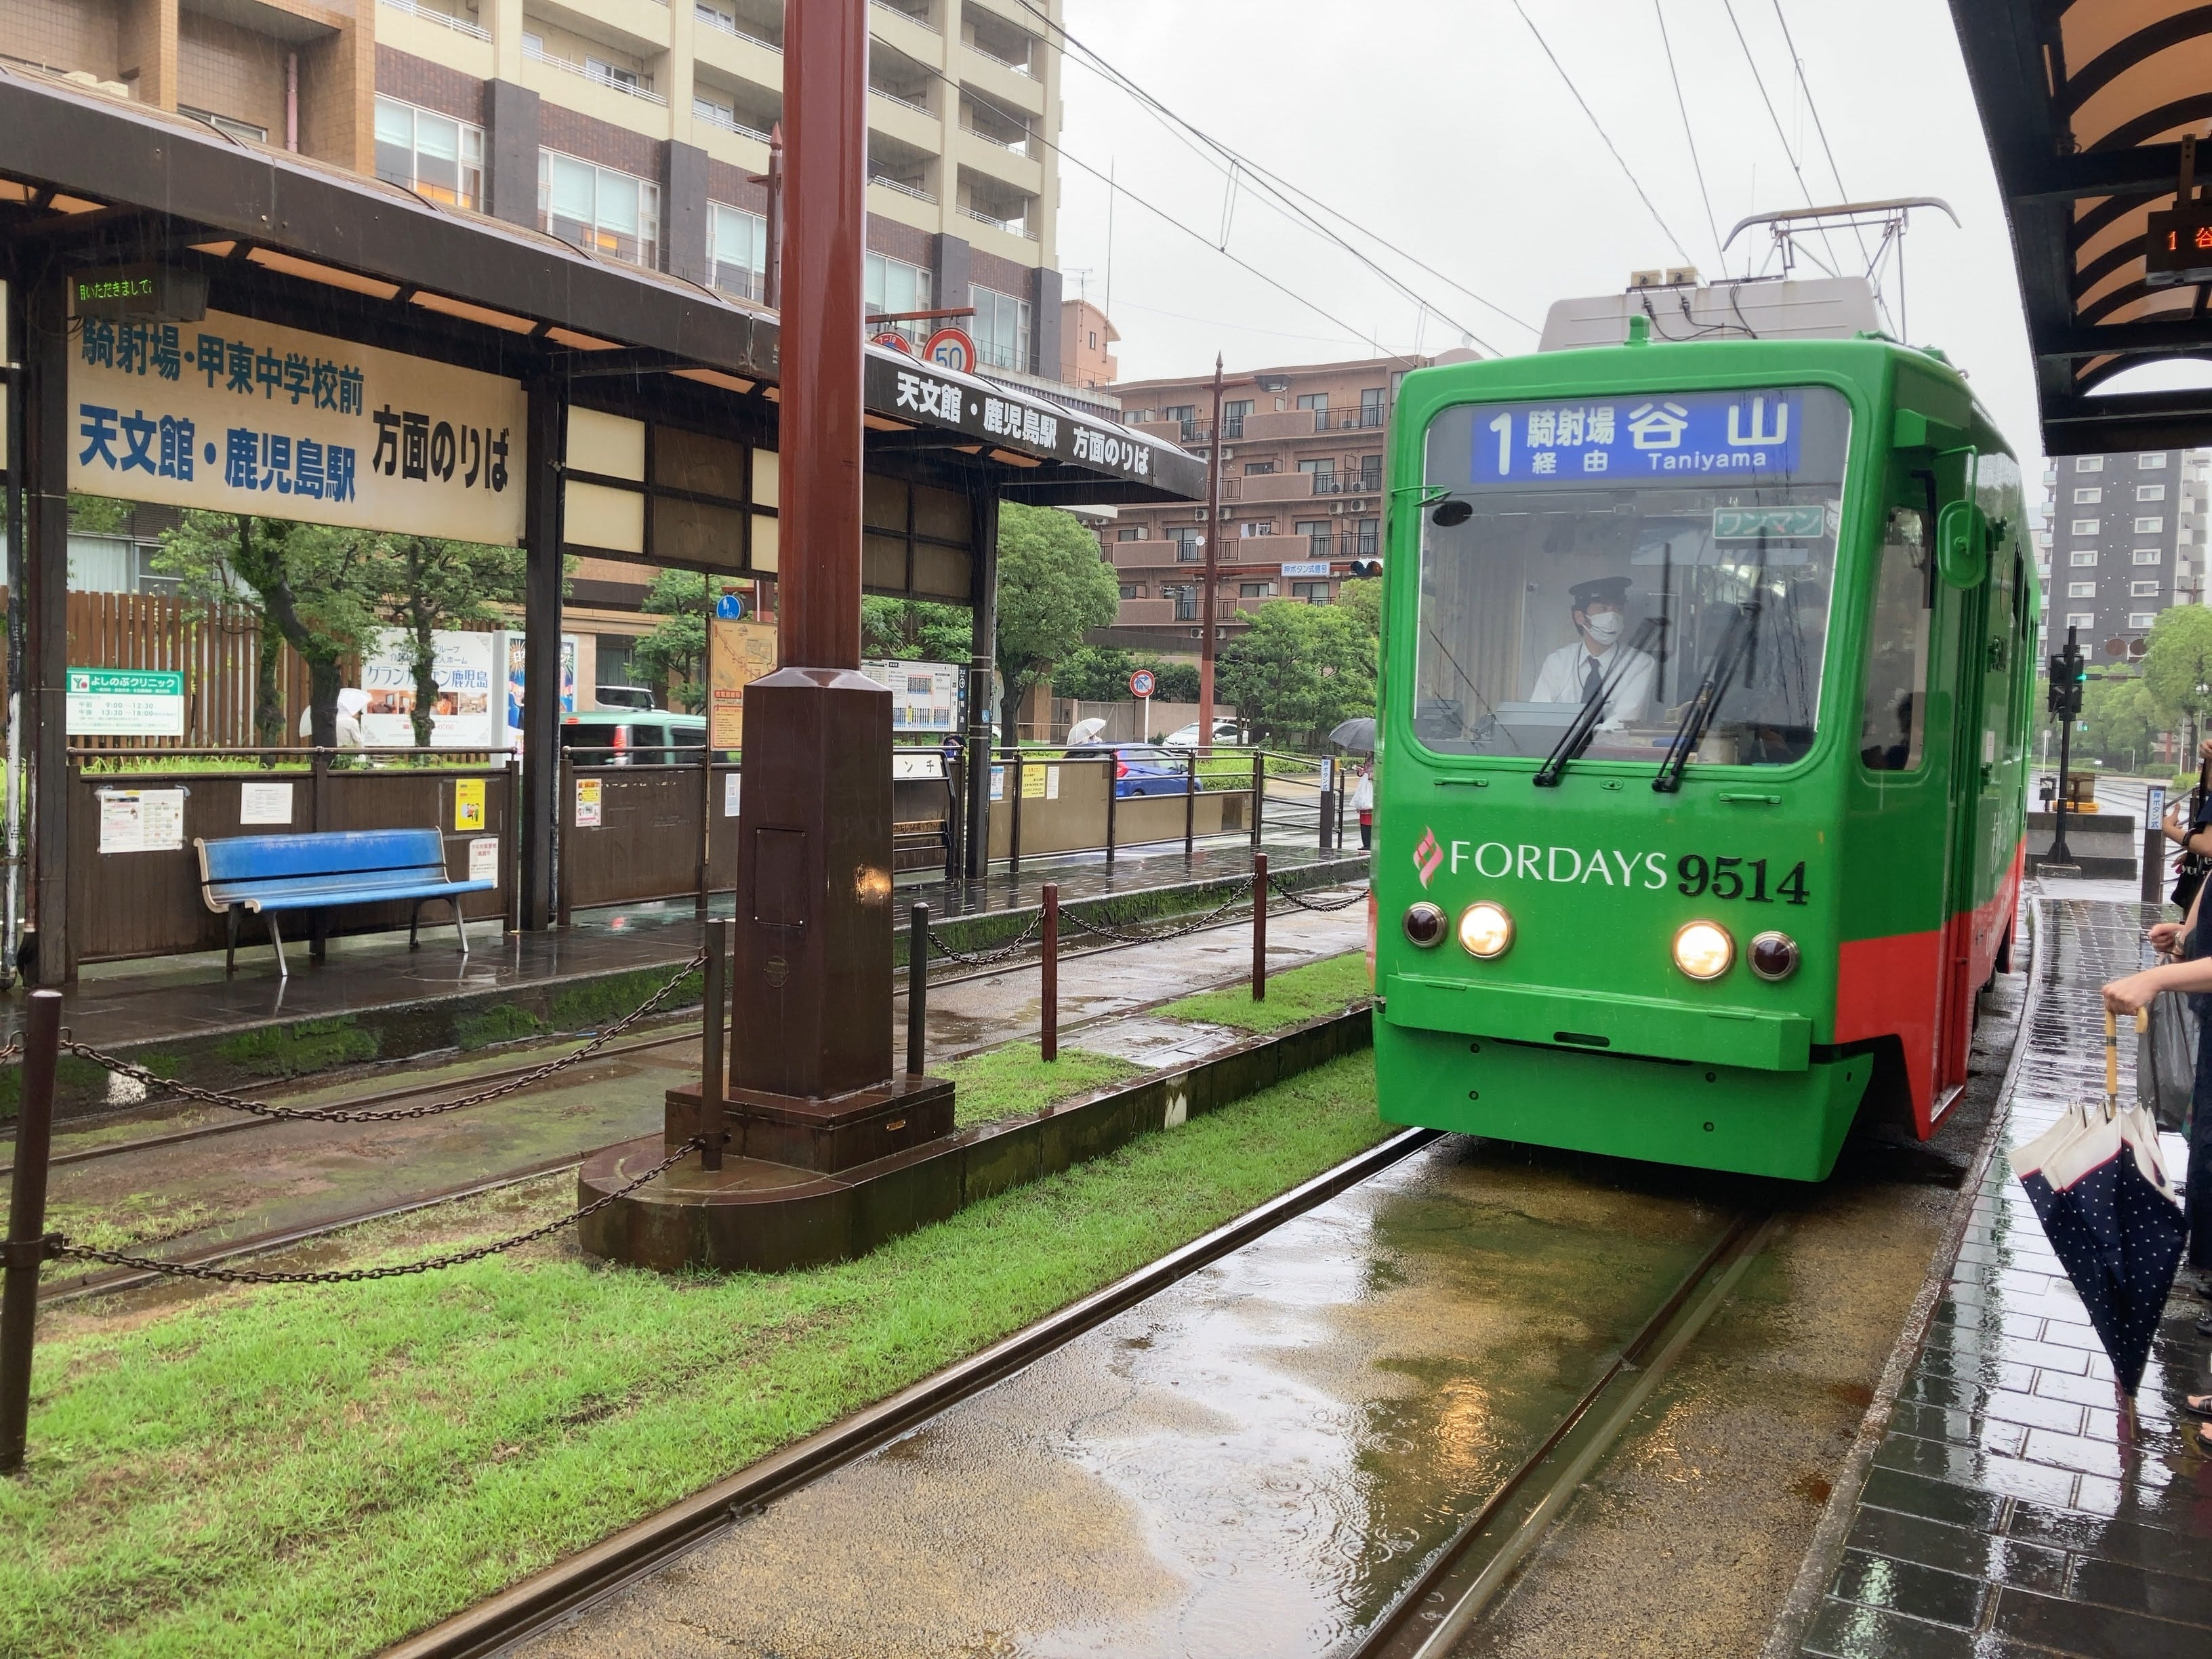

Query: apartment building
[1098,354,1433,657]
[1,0,1067,668]
[2036,448,2209,660]
[1059,294,1116,390]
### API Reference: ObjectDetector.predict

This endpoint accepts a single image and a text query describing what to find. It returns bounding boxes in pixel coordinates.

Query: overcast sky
[1052,0,2062,485]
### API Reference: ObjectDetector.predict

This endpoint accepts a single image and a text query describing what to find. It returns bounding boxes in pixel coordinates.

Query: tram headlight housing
[1673,920,1734,981]
[1458,901,1514,960]
[1749,930,1800,982]
[1403,902,1447,949]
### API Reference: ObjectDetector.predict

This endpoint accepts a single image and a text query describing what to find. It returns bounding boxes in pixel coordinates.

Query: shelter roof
[0,66,1202,506]
[1953,0,2212,452]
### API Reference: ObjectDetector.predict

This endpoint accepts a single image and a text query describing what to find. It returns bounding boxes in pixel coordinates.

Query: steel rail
[382,1126,1441,1659]
[5,891,1366,1179]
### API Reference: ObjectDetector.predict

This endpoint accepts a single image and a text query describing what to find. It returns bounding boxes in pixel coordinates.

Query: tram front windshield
[1412,386,1851,767]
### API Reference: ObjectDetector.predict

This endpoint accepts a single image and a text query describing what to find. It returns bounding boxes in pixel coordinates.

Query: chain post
[699,920,730,1170]
[1010,750,1024,875]
[907,903,928,1077]
[1041,882,1059,1062]
[0,990,61,1474]
[1252,853,1268,1002]
[1185,750,1197,857]
[1251,750,1265,849]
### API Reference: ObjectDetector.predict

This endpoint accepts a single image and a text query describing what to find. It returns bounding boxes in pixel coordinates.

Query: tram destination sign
[68,307,527,546]
[2144,207,2212,287]
[69,262,207,322]
[1470,389,1804,487]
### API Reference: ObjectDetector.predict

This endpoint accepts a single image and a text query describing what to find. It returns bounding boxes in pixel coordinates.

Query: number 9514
[1677,855,1808,905]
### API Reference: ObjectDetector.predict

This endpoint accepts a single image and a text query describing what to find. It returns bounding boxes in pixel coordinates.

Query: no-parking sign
[1130,669,1155,698]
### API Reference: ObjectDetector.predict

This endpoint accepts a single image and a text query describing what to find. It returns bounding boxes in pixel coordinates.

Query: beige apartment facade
[1,0,1066,674]
[1101,354,1430,657]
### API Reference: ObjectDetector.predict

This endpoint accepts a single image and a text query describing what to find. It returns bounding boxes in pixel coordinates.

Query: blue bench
[195,828,495,977]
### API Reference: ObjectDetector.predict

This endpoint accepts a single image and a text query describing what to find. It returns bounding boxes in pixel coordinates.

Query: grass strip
[943,1044,1142,1128]
[1156,950,1371,1033]
[1,1050,1388,1659]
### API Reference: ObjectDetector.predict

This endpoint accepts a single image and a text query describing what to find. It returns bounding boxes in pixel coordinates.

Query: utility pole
[1197,354,1225,752]
[747,123,785,308]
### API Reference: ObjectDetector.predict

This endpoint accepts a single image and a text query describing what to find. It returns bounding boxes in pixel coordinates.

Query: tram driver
[1527,576,1656,728]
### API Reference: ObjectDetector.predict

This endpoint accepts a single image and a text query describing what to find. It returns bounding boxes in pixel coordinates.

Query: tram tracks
[33,895,1368,1303]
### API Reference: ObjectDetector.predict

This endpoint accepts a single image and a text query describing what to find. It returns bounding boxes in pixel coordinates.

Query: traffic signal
[2046,634,2087,717]
[1345,558,1383,579]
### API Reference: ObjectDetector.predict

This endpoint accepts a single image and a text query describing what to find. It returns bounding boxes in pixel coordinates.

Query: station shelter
[0,67,1203,987]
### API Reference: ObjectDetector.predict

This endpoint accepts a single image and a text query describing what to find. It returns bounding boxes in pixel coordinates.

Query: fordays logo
[1414,827,1443,888]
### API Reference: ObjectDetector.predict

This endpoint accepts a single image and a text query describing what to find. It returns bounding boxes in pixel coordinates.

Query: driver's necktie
[1581,655,1605,708]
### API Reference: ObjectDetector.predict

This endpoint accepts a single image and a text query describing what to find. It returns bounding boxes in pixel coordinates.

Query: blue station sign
[1469,388,1804,487]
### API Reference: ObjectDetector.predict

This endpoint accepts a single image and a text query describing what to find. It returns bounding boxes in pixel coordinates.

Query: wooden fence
[0,589,314,749]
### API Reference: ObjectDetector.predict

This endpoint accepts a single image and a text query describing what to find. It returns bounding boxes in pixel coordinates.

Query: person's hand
[2199,738,2212,764]
[2150,921,2185,955]
[2104,968,2168,1015]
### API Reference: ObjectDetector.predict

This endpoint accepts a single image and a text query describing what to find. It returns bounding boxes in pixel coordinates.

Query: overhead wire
[1509,0,1694,268]
[1004,0,1534,342]
[1654,0,1726,273]
[1719,0,1845,276]
[1767,0,1874,270]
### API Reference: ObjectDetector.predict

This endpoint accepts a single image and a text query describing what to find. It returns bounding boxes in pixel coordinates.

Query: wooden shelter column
[964,485,1000,880]
[519,377,565,931]
[22,270,70,985]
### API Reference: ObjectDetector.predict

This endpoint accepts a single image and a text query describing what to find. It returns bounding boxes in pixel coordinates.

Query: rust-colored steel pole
[1252,852,1268,1002]
[1197,354,1224,752]
[779,7,864,673]
[1041,882,1059,1061]
[0,989,62,1475]
[699,920,729,1170]
[907,902,928,1077]
[764,123,785,309]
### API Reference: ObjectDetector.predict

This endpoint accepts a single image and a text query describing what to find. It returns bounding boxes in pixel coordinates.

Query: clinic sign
[68,307,526,546]
[1470,389,1803,487]
[67,668,185,737]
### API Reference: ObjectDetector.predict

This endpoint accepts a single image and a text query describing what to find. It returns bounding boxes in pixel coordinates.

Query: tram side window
[1861,508,1931,772]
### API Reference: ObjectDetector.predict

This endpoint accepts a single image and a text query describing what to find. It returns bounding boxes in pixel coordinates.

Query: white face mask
[1582,610,1624,646]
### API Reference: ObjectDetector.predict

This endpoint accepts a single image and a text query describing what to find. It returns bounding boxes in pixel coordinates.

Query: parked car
[1163,718,1248,749]
[595,684,655,710]
[558,710,712,764]
[1067,742,1193,798]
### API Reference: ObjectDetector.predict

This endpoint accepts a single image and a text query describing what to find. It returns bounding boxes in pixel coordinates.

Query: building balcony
[379,0,491,43]
[1109,539,1203,569]
[1115,598,1176,626]
[524,40,670,106]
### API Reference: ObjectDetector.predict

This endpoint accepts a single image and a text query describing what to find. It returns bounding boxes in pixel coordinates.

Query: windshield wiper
[1534,617,1665,787]
[1653,594,1763,792]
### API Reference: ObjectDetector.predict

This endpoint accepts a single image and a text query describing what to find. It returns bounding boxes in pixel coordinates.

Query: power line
[1654,0,1725,271]
[1006,0,1534,342]
[1767,0,1872,269]
[1719,0,1844,274]
[1510,1,1694,268]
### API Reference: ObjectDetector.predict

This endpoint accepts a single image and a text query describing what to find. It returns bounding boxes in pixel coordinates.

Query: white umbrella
[1066,716,1109,745]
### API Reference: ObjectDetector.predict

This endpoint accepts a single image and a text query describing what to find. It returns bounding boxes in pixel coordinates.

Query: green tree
[861,597,972,662]
[367,535,527,747]
[155,513,384,747]
[1336,576,1383,643]
[2080,673,2158,770]
[632,570,716,712]
[994,502,1119,739]
[1048,644,1137,701]
[1151,662,1201,703]
[1216,600,1376,748]
[2142,603,2212,746]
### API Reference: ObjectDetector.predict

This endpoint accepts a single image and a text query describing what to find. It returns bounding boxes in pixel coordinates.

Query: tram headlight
[1749,930,1800,982]
[1672,920,1734,981]
[1457,901,1514,960]
[1403,902,1447,949]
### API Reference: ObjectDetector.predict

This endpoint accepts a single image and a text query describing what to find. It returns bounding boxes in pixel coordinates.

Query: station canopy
[1953,0,2212,453]
[0,65,1204,531]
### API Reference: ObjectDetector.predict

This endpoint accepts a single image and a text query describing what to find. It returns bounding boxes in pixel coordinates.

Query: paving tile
[2069,1557,2212,1626]
[1875,1435,2083,1507]
[2033,1368,2131,1409]
[1887,1406,2030,1460]
[1990,1584,2207,1654]
[2019,1427,2127,1480]
[1858,1465,2010,1532]
[1915,1348,2038,1395]
[1800,1599,1980,1659]
[1827,1547,1987,1629]
[1843,1508,2068,1593]
[1978,1387,2089,1436]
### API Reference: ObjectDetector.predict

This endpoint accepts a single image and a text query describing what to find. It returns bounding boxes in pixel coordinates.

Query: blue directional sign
[715,591,746,620]
[1469,388,1803,487]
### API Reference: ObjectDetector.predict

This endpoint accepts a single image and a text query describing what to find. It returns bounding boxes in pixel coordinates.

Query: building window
[2129,612,2158,629]
[1297,392,1328,429]
[1359,387,1387,427]
[2137,516,2165,533]
[2067,581,2096,597]
[2139,484,2167,501]
[1239,581,1275,598]
[1115,527,1142,541]
[2134,548,2162,565]
[1355,516,1380,556]
[1164,404,1196,426]
[708,203,768,301]
[375,98,484,209]
[539,150,660,268]
[1298,457,1336,493]
[1295,519,1332,556]
[1240,520,1275,537]
[1222,398,1252,438]
[865,253,934,346]
[1118,582,1141,599]
[1170,528,1201,562]
[972,285,1031,371]
[1244,460,1275,476]
[2074,455,2104,471]
[1165,585,1197,621]
[2070,551,2097,566]
[2131,579,2161,596]
[2072,487,2102,504]
[2071,518,2100,535]
[2141,452,2169,468]
[2066,611,2095,626]
[1089,331,1100,349]
[1291,581,1330,604]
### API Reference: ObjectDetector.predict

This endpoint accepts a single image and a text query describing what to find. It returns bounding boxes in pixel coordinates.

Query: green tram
[1370,325,2034,1181]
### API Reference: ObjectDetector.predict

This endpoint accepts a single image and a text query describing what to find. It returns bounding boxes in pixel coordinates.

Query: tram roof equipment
[1950,0,2212,453]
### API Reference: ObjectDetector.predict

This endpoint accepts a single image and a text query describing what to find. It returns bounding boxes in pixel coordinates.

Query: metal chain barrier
[1057,878,1258,945]
[54,953,711,1125]
[44,1138,701,1287]
[1267,878,1370,914]
[924,912,1044,966]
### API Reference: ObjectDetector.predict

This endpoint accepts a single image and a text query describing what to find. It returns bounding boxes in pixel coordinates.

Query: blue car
[1070,743,1193,798]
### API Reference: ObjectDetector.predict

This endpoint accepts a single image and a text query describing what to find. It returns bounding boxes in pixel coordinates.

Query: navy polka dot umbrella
[2008,1010,2187,1404]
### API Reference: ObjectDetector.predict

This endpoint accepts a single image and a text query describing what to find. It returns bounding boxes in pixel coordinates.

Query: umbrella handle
[2105,1008,2119,1109]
